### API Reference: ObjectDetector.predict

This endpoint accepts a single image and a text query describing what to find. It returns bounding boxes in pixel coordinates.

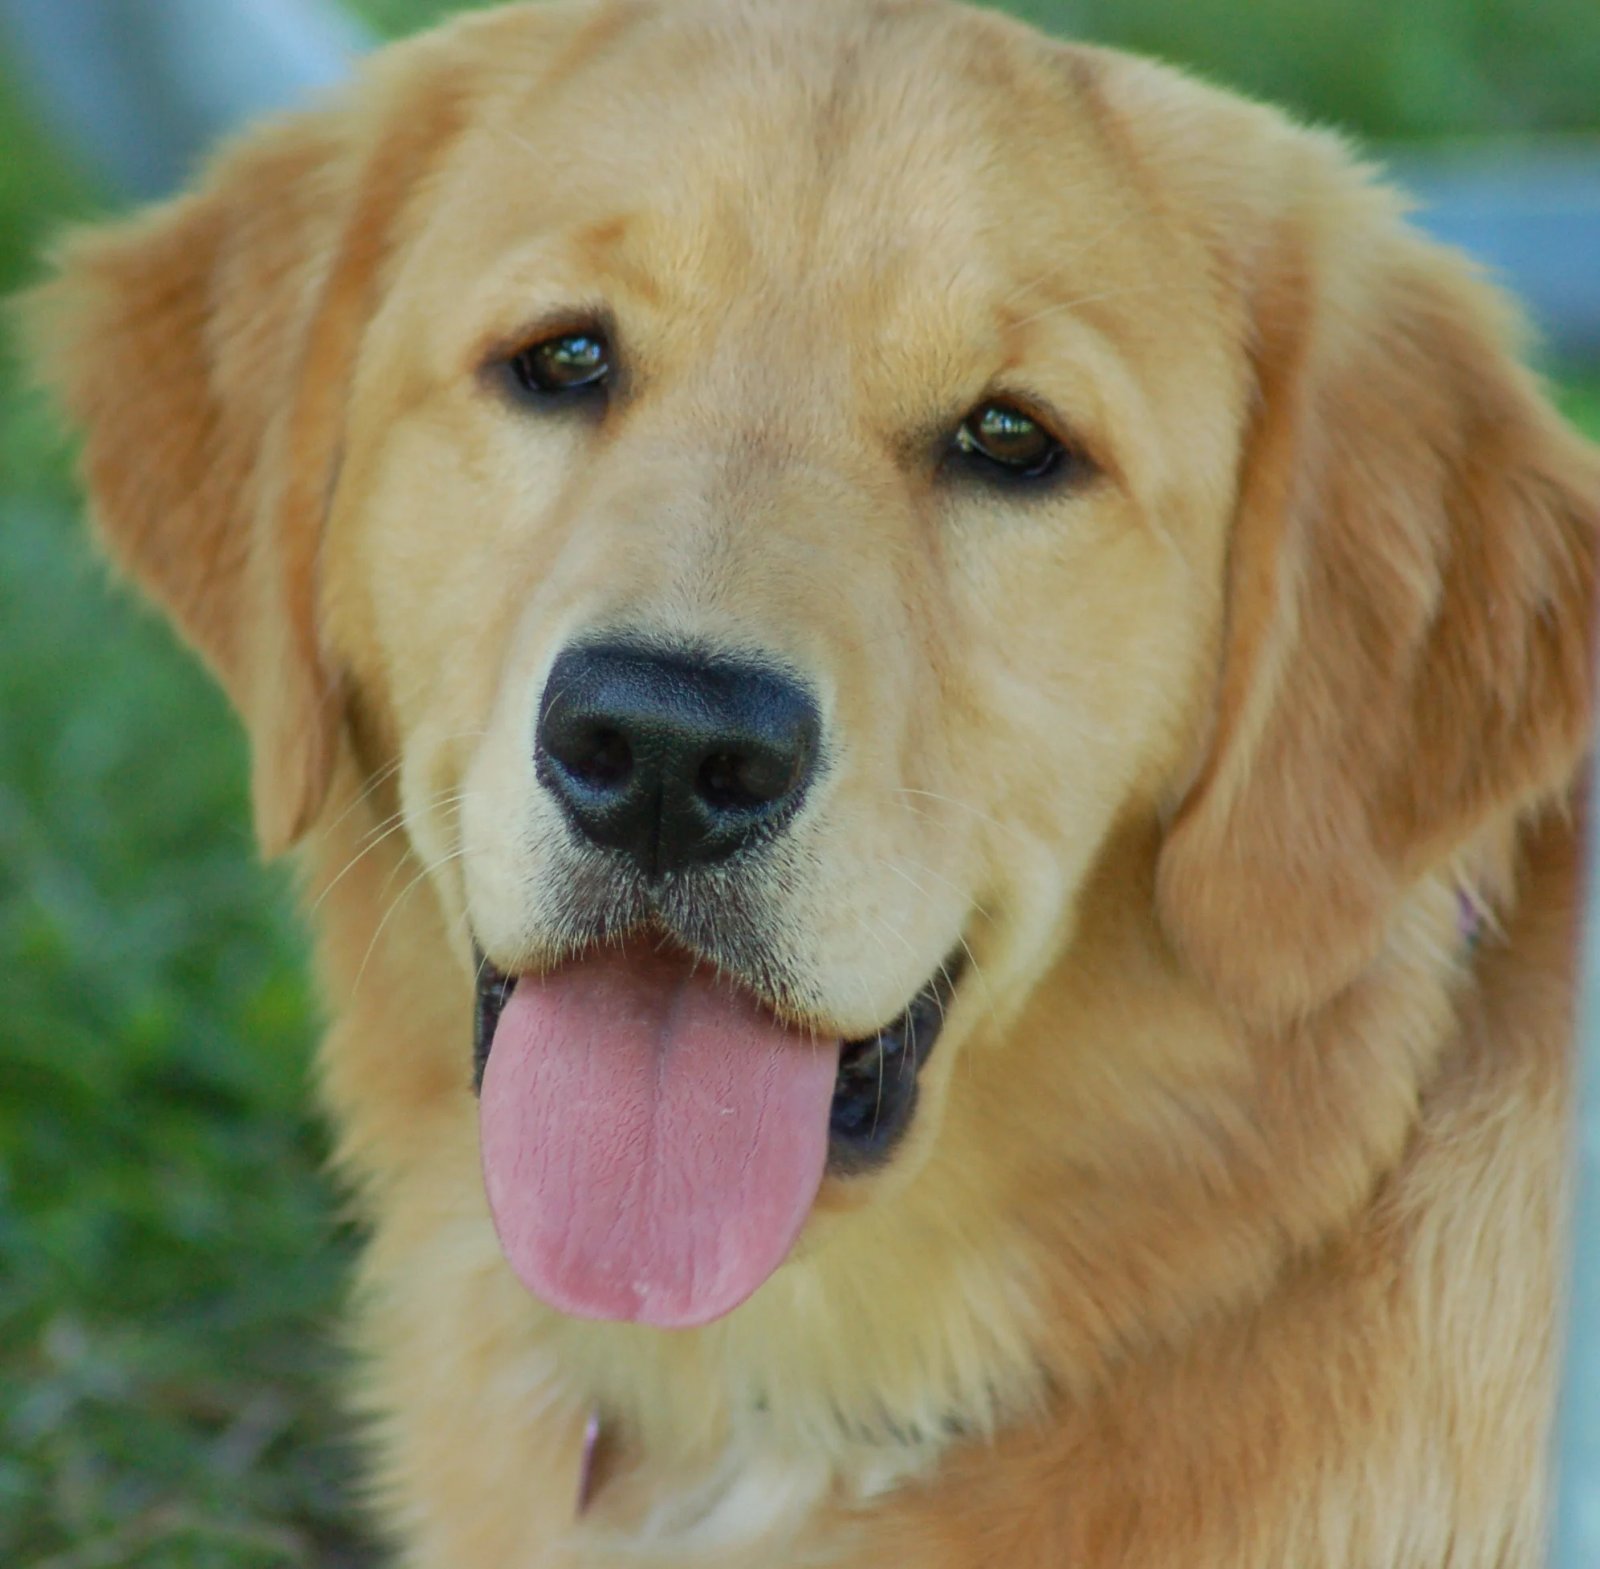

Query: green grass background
[3,2,1598,1564]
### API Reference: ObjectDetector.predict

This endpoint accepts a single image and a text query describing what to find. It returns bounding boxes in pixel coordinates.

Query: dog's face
[319,2,1246,1323]
[30,0,1596,1336]
[391,27,1218,1039]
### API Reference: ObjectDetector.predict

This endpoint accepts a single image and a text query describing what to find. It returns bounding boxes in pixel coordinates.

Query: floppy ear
[1154,142,1600,1026]
[22,64,466,854]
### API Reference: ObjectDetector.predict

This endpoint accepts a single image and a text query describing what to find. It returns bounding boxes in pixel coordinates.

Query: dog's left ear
[20,52,470,854]
[1135,84,1600,1026]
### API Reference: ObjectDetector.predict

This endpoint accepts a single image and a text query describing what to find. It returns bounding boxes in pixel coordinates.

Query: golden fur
[25,1,1600,1563]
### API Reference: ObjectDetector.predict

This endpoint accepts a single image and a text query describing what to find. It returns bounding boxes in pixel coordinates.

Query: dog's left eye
[506,331,611,398]
[952,401,1063,481]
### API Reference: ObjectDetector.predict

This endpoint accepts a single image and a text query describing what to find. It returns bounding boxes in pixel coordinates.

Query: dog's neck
[304,781,1483,1548]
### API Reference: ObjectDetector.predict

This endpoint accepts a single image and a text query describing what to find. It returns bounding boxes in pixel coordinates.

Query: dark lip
[473,955,518,1091]
[824,954,962,1172]
[471,944,965,1172]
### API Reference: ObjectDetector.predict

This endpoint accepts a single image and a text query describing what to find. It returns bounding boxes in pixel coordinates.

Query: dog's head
[27,0,1597,1335]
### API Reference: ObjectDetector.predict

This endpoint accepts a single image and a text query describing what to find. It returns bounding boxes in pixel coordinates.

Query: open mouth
[470,940,962,1327]
[474,946,961,1169]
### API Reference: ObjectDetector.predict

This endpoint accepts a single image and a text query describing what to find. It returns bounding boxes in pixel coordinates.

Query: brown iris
[953,400,1062,480]
[507,331,611,397]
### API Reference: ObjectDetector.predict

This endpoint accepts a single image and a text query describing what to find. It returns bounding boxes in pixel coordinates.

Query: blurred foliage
[1008,0,1600,140]
[2,2,1598,1566]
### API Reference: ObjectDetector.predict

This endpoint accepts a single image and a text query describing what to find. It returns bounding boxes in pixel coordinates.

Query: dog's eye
[506,331,611,398]
[952,401,1063,482]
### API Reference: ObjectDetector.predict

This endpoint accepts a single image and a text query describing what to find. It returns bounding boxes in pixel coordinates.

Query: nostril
[563,725,633,789]
[697,747,801,811]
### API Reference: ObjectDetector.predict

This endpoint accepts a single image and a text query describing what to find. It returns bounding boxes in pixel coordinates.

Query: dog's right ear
[20,57,471,854]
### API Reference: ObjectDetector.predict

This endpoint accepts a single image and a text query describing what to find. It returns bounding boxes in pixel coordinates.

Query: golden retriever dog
[25,0,1600,1562]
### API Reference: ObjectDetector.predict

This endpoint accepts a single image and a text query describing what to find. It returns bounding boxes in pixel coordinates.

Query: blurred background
[2,2,1597,1565]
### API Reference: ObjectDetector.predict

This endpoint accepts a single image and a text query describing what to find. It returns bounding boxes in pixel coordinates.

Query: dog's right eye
[505,331,611,399]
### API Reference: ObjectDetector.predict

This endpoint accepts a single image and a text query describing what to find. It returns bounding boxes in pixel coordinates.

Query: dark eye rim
[946,396,1094,489]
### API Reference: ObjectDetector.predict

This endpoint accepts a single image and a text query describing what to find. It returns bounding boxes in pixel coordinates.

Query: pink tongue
[478,948,840,1328]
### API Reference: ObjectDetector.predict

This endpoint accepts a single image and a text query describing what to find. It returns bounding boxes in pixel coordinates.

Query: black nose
[536,642,822,877]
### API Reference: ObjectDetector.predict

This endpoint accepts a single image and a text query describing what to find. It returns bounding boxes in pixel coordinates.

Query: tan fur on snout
[25,1,1600,1564]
